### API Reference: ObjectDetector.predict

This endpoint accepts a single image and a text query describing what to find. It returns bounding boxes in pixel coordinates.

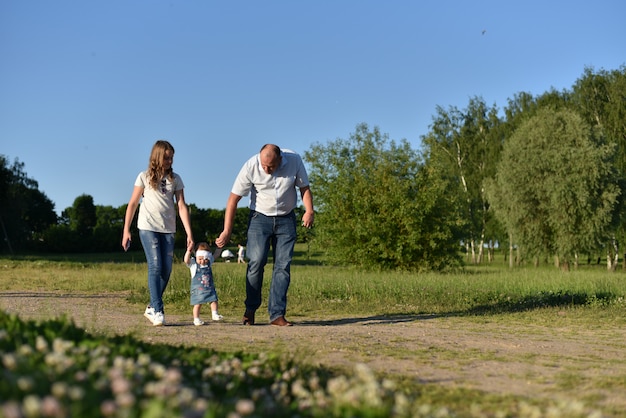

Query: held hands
[215,231,230,248]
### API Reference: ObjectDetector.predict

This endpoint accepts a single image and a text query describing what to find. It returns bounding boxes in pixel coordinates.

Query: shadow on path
[296,313,441,326]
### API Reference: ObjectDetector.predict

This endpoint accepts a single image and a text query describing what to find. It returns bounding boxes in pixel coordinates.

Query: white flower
[235,399,255,415]
[2,353,17,370]
[35,336,49,352]
[22,395,41,417]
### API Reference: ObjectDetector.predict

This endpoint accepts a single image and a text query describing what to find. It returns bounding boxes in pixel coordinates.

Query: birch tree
[572,66,626,268]
[422,97,502,263]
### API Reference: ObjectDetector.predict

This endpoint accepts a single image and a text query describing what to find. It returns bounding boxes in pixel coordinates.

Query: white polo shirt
[231,149,310,216]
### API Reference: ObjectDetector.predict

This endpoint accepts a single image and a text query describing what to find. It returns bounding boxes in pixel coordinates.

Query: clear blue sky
[2,1,624,215]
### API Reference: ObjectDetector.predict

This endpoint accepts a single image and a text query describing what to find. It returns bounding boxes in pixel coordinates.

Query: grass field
[3,245,626,319]
[2,245,626,417]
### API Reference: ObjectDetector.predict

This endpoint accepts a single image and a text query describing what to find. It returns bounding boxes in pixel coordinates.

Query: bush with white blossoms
[0,310,604,418]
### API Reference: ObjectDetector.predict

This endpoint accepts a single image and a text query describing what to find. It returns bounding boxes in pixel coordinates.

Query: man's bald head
[260,144,282,174]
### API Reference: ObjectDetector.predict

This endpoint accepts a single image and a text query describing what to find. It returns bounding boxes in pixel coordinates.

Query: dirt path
[2,291,626,413]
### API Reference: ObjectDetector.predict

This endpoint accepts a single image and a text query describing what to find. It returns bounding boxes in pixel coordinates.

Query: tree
[572,66,626,173]
[64,194,97,238]
[486,108,622,269]
[421,97,503,264]
[572,66,626,265]
[0,155,57,253]
[304,123,464,271]
[40,194,99,252]
[92,205,124,252]
[499,89,575,266]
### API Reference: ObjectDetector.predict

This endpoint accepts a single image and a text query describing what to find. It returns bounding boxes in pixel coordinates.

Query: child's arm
[184,249,192,264]
[212,247,223,260]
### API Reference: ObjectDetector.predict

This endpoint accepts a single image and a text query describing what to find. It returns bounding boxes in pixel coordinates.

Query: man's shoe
[242,310,255,325]
[270,316,293,327]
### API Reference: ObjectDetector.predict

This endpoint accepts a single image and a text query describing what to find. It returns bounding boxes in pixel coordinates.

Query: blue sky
[1,1,625,215]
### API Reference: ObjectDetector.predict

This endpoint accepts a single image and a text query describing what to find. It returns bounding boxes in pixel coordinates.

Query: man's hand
[302,211,314,228]
[215,231,231,248]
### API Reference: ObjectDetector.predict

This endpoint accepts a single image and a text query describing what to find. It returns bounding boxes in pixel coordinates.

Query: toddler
[184,242,224,325]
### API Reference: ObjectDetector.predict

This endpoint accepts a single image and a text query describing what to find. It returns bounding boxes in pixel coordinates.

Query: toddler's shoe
[193,318,204,326]
[212,313,224,321]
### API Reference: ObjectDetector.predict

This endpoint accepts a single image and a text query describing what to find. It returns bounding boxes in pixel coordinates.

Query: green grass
[5,247,625,319]
[2,246,626,417]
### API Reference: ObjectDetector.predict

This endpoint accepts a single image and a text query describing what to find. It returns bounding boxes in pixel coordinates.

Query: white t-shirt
[134,171,184,233]
[231,149,310,216]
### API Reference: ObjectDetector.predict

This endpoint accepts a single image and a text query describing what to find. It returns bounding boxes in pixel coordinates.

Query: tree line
[305,66,626,271]
[0,164,308,255]
[2,66,625,271]
[0,168,253,254]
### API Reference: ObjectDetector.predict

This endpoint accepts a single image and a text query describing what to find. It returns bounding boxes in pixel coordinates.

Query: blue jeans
[139,229,175,314]
[245,210,297,321]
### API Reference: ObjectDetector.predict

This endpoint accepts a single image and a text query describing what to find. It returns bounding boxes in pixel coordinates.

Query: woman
[122,140,194,326]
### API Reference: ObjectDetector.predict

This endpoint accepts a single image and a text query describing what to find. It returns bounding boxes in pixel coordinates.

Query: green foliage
[304,123,464,271]
[65,194,97,237]
[0,155,57,254]
[487,107,622,265]
[39,224,81,253]
[422,97,504,259]
[573,66,626,174]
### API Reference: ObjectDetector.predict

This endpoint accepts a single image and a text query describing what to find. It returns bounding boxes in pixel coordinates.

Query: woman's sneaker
[193,318,204,326]
[144,306,155,324]
[152,312,164,326]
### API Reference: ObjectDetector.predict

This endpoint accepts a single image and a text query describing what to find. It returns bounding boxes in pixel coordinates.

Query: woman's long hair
[147,140,175,190]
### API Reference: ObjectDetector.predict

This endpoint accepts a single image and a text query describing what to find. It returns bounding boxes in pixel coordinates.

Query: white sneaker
[152,312,164,326]
[212,313,224,321]
[193,318,204,326]
[144,306,155,324]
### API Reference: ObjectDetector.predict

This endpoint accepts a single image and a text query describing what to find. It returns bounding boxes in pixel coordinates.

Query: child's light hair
[196,242,211,252]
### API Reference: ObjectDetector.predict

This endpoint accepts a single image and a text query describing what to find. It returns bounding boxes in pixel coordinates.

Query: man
[216,144,314,326]
[237,244,246,264]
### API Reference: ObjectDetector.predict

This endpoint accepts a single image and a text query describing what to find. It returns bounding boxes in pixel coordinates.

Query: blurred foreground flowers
[0,310,603,417]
